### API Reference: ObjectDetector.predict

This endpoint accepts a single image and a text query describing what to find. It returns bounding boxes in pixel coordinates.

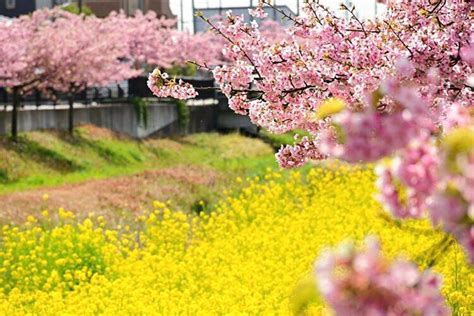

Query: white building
[319,0,387,20]
[171,0,387,32]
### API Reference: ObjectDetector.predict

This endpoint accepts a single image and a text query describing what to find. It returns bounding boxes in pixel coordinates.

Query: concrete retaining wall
[0,103,179,138]
[0,100,256,138]
[215,96,258,134]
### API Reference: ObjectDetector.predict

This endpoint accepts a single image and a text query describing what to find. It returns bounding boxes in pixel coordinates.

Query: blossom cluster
[276,136,326,168]
[375,139,439,219]
[428,128,474,264]
[147,69,197,99]
[371,88,474,264]
[316,238,449,316]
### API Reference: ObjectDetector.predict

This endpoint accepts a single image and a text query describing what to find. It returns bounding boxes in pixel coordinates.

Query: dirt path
[0,165,219,224]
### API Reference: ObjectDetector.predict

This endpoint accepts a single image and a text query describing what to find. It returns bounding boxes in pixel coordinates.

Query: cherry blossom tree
[0,8,141,137]
[165,29,225,69]
[1,7,230,139]
[45,10,138,134]
[0,12,49,140]
[105,10,224,75]
[316,237,449,315]
[149,1,473,313]
[103,11,177,70]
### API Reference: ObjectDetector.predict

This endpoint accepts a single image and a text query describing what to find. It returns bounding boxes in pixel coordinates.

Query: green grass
[258,129,310,150]
[0,125,277,194]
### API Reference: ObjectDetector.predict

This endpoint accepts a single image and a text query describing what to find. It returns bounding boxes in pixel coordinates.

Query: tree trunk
[68,92,74,135]
[35,89,41,108]
[11,87,19,142]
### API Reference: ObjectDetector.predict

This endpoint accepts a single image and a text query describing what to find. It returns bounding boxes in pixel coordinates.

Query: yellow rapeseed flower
[0,165,471,315]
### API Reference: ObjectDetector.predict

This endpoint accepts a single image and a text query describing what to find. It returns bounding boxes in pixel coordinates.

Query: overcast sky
[169,0,386,32]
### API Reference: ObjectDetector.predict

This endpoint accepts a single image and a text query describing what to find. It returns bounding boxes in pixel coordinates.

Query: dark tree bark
[11,87,20,141]
[68,92,75,135]
[35,89,41,108]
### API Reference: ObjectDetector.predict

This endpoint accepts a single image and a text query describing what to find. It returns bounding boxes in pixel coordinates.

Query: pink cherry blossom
[460,34,474,67]
[276,136,326,169]
[249,6,268,19]
[150,0,472,166]
[375,140,439,218]
[315,238,449,316]
[429,127,474,263]
[148,69,197,99]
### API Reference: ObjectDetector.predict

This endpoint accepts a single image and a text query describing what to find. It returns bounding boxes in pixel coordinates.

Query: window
[5,0,15,9]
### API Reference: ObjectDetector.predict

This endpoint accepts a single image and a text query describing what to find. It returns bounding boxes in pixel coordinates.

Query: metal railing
[0,76,217,109]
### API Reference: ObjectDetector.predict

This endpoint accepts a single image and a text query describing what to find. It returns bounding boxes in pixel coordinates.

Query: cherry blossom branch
[384,21,414,57]
[339,3,367,36]
[260,0,302,26]
[196,13,263,80]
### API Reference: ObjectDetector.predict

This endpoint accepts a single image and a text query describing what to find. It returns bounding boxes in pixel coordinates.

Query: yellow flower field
[0,164,472,315]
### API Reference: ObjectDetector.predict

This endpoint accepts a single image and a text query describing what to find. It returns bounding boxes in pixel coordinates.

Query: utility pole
[78,0,83,13]
[180,0,184,30]
[192,0,195,34]
[344,0,353,21]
